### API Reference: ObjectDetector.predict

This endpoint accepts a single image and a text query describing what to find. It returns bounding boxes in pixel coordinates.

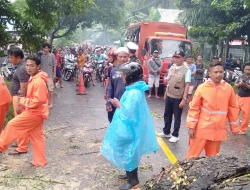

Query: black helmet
[117,62,143,85]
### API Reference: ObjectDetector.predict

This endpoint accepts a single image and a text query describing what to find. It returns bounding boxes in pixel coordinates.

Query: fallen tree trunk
[142,156,250,190]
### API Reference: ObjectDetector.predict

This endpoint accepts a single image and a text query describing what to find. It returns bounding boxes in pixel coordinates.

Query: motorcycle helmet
[108,50,117,57]
[117,62,143,85]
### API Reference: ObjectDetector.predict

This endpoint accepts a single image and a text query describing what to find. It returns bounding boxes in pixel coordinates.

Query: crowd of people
[0,40,250,190]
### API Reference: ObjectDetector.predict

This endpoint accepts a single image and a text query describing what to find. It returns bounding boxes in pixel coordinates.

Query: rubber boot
[119,168,140,190]
[118,173,128,182]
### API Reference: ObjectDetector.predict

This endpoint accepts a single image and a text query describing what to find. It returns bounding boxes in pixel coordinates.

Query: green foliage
[148,6,161,21]
[176,0,250,49]
[4,80,14,128]
[0,25,11,48]
[0,0,15,48]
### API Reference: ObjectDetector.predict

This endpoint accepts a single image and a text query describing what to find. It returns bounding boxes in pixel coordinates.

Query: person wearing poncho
[100,62,158,190]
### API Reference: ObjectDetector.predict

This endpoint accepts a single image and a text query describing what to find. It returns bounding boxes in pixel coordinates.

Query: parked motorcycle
[63,58,76,81]
[224,68,242,84]
[203,68,208,82]
[1,58,14,80]
[83,62,94,88]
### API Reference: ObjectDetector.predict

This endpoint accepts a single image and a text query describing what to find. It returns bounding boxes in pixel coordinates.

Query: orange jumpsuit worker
[8,47,29,155]
[0,75,12,132]
[235,63,250,134]
[0,55,49,166]
[186,62,239,159]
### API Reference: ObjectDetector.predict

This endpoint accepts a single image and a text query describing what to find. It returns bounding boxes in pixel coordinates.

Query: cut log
[142,156,250,190]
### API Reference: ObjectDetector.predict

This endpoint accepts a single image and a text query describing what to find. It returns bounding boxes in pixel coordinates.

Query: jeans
[163,96,183,137]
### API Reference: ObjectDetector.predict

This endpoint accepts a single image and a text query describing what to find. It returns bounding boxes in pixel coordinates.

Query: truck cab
[125,22,192,86]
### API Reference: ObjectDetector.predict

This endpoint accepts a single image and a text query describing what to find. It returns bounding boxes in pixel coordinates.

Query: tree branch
[54,25,76,39]
[1,176,66,184]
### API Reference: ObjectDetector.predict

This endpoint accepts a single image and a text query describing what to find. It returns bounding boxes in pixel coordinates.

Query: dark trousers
[163,96,183,137]
[107,106,116,123]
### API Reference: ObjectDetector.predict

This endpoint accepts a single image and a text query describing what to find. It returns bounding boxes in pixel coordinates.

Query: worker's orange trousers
[0,103,9,133]
[0,110,47,166]
[186,138,221,159]
[13,96,29,153]
[238,96,250,133]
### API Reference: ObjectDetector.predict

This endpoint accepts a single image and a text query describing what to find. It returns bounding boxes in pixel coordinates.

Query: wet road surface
[0,81,250,190]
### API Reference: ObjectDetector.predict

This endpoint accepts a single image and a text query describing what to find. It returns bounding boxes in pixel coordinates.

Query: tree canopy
[176,0,250,56]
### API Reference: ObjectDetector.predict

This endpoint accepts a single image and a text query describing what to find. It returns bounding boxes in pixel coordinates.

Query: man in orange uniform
[76,49,85,86]
[0,75,12,132]
[0,55,49,166]
[186,62,239,159]
[235,63,250,134]
[8,48,30,155]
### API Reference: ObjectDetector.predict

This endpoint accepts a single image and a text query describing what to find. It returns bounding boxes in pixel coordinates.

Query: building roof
[157,9,183,23]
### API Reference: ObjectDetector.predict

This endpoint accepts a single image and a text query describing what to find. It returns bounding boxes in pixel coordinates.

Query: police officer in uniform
[127,42,140,64]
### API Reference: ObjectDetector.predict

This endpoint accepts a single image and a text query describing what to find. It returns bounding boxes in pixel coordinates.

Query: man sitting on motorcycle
[83,60,95,86]
[94,48,106,80]
[64,49,76,64]
[233,59,242,71]
[64,49,76,79]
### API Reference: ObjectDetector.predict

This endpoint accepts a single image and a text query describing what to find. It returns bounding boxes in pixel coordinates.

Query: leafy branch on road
[84,127,107,131]
[0,176,66,185]
[45,126,70,134]
[67,151,99,156]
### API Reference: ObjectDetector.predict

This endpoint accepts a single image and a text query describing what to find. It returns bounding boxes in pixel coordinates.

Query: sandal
[8,150,27,155]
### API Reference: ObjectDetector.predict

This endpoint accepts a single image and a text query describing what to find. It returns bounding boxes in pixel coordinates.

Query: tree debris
[142,156,250,190]
[67,151,99,156]
[84,127,107,131]
[0,176,66,184]
[45,126,70,133]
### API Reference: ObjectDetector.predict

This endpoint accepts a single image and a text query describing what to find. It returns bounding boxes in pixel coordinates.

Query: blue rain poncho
[100,81,159,172]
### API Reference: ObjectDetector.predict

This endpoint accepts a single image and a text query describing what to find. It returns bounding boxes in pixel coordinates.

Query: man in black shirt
[233,59,242,71]
[8,48,30,155]
[235,63,250,134]
[106,47,129,122]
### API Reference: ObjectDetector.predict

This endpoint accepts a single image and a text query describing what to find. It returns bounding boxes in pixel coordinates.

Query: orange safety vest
[186,79,239,141]
[0,75,12,105]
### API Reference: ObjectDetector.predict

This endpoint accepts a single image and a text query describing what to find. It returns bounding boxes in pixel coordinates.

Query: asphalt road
[0,80,249,190]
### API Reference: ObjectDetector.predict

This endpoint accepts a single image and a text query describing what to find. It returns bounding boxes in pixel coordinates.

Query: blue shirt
[94,54,105,61]
[188,63,196,80]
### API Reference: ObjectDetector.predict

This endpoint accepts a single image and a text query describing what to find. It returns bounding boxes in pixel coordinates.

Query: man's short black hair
[186,55,193,59]
[43,43,51,49]
[8,47,24,59]
[209,62,223,71]
[243,62,250,70]
[26,55,41,65]
[197,55,203,58]
[129,49,136,54]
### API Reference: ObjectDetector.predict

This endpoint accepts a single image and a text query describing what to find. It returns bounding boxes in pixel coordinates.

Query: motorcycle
[1,58,14,80]
[83,62,94,88]
[224,68,242,84]
[95,60,105,82]
[63,58,77,81]
[203,69,208,82]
